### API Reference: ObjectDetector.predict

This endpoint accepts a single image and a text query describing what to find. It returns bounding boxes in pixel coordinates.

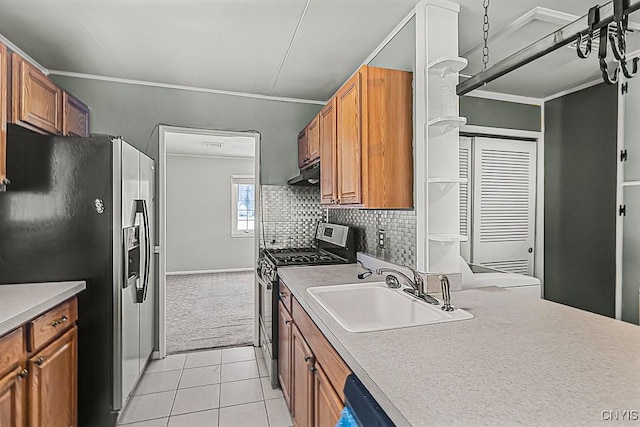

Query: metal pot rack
[457,0,640,96]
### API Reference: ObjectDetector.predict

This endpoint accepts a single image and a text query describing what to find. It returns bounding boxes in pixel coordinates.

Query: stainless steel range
[257,223,356,387]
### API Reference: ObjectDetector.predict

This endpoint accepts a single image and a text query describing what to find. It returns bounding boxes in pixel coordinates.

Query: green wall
[51,75,322,185]
[544,83,617,317]
[460,96,541,131]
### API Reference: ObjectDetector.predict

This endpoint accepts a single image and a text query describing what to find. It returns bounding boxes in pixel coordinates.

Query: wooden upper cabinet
[297,128,308,169]
[0,42,7,188]
[291,324,314,427]
[332,65,413,209]
[278,302,292,409]
[314,363,343,427]
[11,54,63,135]
[336,72,362,205]
[306,116,320,165]
[319,98,337,205]
[0,366,25,427]
[63,92,89,137]
[28,326,77,427]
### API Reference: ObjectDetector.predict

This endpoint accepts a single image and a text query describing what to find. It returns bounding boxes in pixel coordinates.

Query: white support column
[415,1,428,272]
[421,0,465,274]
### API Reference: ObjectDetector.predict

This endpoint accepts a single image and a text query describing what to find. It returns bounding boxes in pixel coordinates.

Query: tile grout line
[166,355,189,420]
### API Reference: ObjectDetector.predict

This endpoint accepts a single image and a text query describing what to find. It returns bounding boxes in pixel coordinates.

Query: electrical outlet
[378,228,386,249]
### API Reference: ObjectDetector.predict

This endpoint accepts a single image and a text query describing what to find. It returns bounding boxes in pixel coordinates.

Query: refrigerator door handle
[134,199,151,304]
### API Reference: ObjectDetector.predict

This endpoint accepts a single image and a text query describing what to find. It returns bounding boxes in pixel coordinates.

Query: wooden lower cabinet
[291,324,314,427]
[28,326,77,427]
[313,363,343,427]
[278,302,292,409]
[0,298,78,427]
[278,284,352,427]
[0,366,25,427]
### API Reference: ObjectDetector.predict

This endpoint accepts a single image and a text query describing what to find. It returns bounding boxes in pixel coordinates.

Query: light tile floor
[117,346,292,427]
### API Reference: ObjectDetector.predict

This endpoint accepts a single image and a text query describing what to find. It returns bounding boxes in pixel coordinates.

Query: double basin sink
[307,282,473,333]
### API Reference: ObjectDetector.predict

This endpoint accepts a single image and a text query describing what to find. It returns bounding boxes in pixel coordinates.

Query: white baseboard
[166,268,254,276]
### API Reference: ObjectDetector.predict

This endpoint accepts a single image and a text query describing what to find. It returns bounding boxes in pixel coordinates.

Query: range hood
[287,162,320,186]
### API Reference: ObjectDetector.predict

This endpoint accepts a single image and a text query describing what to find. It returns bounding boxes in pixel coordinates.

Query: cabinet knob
[310,366,317,372]
[285,320,291,325]
[17,369,28,379]
[51,315,68,327]
[304,356,311,362]
[35,357,45,366]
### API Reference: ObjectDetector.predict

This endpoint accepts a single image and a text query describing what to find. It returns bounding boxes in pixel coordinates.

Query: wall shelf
[427,57,468,78]
[428,116,467,137]
[428,234,468,243]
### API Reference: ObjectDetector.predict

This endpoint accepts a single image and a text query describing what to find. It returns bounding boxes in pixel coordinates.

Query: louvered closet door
[472,137,536,275]
[459,137,472,263]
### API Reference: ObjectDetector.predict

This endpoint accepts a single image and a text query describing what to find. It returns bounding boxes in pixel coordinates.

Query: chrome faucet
[375,267,439,305]
[439,274,454,311]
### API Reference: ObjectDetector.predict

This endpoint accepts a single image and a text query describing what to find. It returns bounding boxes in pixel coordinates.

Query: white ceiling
[165,131,255,158]
[0,0,639,101]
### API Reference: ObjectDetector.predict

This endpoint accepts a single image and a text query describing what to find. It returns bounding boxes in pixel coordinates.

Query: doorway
[159,126,260,356]
[460,135,538,276]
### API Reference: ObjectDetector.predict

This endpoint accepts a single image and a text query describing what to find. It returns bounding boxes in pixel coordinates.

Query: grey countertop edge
[0,281,87,337]
[278,266,411,427]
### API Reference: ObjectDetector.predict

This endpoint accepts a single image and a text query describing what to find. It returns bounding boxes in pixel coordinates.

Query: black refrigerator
[0,126,156,427]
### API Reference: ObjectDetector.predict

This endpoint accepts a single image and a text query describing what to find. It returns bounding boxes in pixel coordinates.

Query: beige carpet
[166,271,255,354]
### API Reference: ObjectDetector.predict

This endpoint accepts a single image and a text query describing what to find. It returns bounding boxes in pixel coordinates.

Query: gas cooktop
[263,247,348,266]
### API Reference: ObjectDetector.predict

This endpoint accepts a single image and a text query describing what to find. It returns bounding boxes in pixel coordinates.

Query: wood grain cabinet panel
[278,302,293,409]
[306,116,320,166]
[335,73,362,206]
[29,297,78,353]
[319,98,337,205]
[291,323,314,427]
[0,328,23,377]
[314,363,343,427]
[0,42,7,187]
[298,128,308,170]
[28,326,77,427]
[62,92,89,137]
[11,54,62,135]
[0,366,25,427]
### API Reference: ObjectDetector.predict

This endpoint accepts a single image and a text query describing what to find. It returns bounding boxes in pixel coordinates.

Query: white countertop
[0,281,86,337]
[278,264,640,426]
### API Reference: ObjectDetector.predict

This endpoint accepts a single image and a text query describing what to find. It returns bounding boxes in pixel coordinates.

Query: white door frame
[460,125,544,292]
[158,125,261,358]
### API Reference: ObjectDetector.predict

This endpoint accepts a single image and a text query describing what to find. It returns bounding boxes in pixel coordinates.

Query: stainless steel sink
[307,282,473,333]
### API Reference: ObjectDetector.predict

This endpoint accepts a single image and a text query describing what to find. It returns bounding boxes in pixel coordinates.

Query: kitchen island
[278,264,640,426]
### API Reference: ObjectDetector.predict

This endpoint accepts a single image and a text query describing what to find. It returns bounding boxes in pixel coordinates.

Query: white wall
[166,155,255,273]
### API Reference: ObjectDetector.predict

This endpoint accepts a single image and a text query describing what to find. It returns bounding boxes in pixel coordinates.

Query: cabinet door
[314,363,343,427]
[298,128,308,169]
[278,302,292,409]
[0,366,25,427]
[319,99,336,205]
[307,116,320,164]
[291,324,314,427]
[336,73,362,205]
[0,42,7,186]
[62,92,89,137]
[28,326,77,427]
[12,55,62,135]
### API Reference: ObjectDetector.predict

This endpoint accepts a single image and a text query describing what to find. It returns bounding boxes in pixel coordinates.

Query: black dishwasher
[341,374,395,426]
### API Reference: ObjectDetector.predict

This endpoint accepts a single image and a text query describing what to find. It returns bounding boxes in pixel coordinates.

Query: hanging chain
[482,0,490,70]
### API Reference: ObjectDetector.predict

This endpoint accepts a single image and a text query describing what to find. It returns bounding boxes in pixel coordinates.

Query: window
[231,175,255,237]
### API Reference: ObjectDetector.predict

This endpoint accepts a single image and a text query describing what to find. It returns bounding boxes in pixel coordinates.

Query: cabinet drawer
[279,281,292,313]
[29,298,77,353]
[0,328,24,376]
